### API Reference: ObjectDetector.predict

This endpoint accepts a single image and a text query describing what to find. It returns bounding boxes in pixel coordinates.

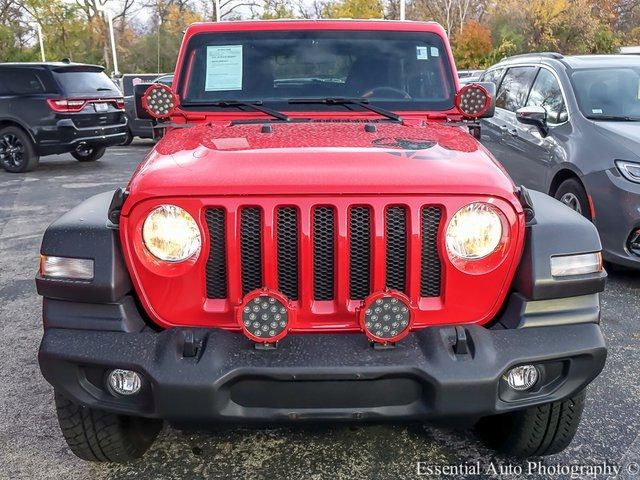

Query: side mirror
[516,106,549,137]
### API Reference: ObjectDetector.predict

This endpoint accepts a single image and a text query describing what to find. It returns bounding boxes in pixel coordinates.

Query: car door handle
[500,126,518,137]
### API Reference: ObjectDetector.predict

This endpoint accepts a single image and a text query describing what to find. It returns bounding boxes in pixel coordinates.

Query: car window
[480,68,504,87]
[53,70,120,96]
[526,68,567,124]
[570,67,640,119]
[0,68,47,95]
[495,66,538,112]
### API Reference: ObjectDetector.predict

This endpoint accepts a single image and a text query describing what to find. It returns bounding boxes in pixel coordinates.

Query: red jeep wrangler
[37,20,607,462]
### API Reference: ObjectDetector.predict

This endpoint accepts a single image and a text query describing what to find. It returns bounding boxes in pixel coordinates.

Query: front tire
[475,389,586,457]
[554,178,590,219]
[0,126,39,173]
[71,145,106,162]
[54,392,162,462]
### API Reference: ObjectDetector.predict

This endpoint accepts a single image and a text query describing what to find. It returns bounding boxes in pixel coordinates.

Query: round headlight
[142,205,201,262]
[446,203,503,260]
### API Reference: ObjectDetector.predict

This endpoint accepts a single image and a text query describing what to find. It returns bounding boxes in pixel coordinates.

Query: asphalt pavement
[0,141,638,480]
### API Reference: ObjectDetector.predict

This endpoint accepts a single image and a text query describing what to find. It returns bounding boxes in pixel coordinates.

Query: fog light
[108,369,142,396]
[239,292,289,343]
[40,255,94,280]
[505,365,539,391]
[360,292,412,343]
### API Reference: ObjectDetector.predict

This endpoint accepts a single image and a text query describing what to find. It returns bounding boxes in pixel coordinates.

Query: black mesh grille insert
[420,207,442,297]
[349,207,371,299]
[313,206,335,300]
[385,206,407,292]
[240,207,263,296]
[205,208,227,299]
[277,207,299,300]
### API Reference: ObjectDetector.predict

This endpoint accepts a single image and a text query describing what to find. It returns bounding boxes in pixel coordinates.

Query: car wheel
[54,391,162,462]
[119,129,134,146]
[475,389,585,457]
[0,126,39,173]
[71,145,107,162]
[555,178,591,219]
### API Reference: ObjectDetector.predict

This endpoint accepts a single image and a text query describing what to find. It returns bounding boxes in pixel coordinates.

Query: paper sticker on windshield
[205,45,243,91]
[592,108,603,114]
[430,47,440,57]
[416,46,429,60]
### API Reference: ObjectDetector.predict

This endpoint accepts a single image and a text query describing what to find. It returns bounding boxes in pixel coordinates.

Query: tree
[452,20,492,68]
[321,0,384,19]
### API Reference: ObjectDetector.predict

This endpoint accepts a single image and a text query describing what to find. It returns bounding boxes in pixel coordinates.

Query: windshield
[178,30,455,112]
[571,67,640,120]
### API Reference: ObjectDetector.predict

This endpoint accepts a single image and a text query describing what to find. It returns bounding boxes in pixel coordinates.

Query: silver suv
[480,53,640,268]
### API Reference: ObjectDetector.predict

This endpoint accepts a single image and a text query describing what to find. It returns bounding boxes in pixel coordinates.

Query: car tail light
[455,83,491,118]
[142,83,178,119]
[47,98,87,113]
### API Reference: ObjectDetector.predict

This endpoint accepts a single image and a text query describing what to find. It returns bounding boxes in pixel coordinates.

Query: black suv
[0,62,127,172]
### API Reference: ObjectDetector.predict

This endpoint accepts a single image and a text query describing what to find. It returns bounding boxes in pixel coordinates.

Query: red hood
[124,121,515,211]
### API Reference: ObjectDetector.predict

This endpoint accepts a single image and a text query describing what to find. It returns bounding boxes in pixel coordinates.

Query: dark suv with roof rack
[480,53,640,268]
[0,61,127,172]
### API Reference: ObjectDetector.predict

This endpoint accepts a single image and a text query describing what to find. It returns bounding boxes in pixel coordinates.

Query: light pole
[97,7,119,76]
[31,22,45,62]
[215,0,221,21]
[400,0,406,20]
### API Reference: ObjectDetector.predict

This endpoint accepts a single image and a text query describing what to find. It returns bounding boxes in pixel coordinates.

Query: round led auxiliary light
[360,292,413,343]
[456,83,491,118]
[239,291,290,343]
[142,83,178,119]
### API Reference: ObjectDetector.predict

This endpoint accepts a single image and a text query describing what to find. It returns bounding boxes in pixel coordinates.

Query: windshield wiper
[181,100,291,122]
[288,97,403,123]
[585,114,640,121]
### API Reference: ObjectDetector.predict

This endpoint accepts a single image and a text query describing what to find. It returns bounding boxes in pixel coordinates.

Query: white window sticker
[416,46,429,60]
[430,47,440,57]
[205,45,243,92]
[592,108,603,114]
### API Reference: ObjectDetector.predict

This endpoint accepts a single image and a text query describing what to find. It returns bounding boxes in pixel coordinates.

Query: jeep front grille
[204,202,442,304]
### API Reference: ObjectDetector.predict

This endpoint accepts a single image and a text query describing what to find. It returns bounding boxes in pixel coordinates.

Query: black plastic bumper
[36,119,128,155]
[39,322,606,424]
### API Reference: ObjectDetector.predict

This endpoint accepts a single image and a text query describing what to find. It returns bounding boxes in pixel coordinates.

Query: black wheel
[554,178,590,219]
[0,126,39,173]
[71,145,106,162]
[54,391,162,462]
[476,389,585,457]
[119,128,134,146]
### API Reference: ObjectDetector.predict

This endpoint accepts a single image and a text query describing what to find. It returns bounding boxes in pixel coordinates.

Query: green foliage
[321,0,384,19]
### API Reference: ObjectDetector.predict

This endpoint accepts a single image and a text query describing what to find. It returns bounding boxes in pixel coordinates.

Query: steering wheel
[362,86,411,99]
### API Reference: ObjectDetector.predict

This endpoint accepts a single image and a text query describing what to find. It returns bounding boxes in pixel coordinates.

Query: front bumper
[39,322,606,424]
[587,168,640,268]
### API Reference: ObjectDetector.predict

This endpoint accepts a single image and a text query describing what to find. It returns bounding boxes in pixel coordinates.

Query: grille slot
[313,206,335,300]
[277,207,299,300]
[420,207,442,297]
[385,206,407,292]
[204,208,228,299]
[349,207,371,299]
[240,207,263,296]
